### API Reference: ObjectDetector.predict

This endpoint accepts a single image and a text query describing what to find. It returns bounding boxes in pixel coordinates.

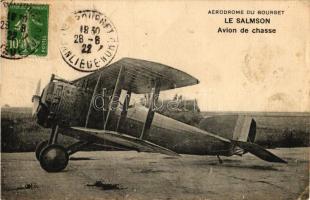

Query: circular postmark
[60,10,118,72]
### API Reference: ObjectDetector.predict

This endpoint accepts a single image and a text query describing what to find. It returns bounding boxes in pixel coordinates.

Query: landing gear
[35,140,48,161]
[39,144,69,172]
[37,125,68,172]
[36,125,90,172]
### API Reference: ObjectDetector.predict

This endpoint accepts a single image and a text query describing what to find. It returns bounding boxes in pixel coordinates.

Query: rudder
[233,115,256,143]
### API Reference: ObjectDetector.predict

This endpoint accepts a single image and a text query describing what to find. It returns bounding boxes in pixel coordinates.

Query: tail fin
[233,115,256,142]
[232,115,287,163]
[232,116,256,155]
[232,140,287,163]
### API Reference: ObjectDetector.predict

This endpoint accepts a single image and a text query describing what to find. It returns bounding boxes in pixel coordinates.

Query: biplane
[32,58,287,172]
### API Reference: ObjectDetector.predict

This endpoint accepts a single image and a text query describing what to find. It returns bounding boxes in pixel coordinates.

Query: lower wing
[64,127,179,156]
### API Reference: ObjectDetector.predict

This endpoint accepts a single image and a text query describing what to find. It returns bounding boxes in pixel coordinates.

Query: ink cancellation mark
[60,10,118,72]
[1,3,49,59]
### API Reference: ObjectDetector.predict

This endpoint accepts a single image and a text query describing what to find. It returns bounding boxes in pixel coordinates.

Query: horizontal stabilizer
[233,140,287,163]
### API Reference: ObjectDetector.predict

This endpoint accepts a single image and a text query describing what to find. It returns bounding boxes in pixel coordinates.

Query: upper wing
[64,127,179,156]
[72,58,199,94]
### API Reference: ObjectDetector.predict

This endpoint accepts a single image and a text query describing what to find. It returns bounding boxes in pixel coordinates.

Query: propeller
[32,80,41,117]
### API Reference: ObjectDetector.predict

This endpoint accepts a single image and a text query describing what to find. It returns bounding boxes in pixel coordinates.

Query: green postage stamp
[6,4,49,57]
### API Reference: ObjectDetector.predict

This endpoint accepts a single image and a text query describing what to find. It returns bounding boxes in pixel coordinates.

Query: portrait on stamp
[2,3,48,59]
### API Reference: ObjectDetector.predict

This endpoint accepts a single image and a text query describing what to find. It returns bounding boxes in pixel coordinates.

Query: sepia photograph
[1,0,309,199]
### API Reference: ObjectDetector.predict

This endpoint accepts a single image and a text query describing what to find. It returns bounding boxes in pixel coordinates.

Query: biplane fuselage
[33,58,286,172]
[37,80,231,156]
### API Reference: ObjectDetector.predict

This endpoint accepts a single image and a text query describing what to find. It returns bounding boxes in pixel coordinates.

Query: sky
[1,0,309,112]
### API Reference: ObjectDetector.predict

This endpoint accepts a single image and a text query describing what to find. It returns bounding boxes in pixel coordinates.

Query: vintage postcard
[1,0,309,199]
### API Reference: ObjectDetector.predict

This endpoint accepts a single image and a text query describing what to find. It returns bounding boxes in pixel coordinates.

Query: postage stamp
[60,10,118,72]
[1,3,49,59]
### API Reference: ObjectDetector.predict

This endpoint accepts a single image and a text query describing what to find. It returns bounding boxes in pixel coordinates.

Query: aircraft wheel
[39,144,69,172]
[35,140,48,161]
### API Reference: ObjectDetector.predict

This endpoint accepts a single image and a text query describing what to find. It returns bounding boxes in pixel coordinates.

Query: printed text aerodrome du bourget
[208,9,285,34]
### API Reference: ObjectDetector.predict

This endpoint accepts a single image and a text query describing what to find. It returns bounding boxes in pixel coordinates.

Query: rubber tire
[39,144,69,172]
[35,140,48,161]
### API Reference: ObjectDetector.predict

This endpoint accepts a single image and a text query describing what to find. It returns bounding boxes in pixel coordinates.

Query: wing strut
[104,66,125,130]
[140,80,161,139]
[116,90,131,131]
[85,73,102,128]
